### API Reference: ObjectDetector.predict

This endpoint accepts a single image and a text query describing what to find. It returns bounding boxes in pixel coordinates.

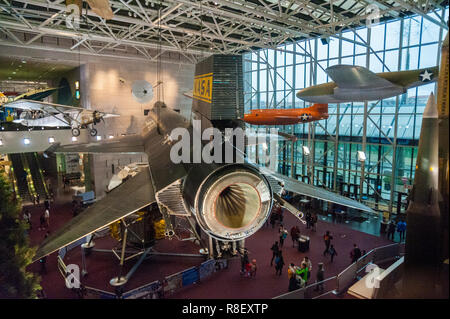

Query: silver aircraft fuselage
[297,80,430,103]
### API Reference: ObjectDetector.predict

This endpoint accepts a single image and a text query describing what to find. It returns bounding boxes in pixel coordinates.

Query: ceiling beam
[8,0,260,49]
[0,39,195,65]
[392,0,448,29]
[0,18,204,55]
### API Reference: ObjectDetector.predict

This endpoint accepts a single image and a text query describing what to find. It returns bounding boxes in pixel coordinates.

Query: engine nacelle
[183,164,273,241]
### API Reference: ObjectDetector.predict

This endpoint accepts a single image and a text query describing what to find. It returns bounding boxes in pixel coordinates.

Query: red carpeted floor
[26,201,79,299]
[25,200,393,299]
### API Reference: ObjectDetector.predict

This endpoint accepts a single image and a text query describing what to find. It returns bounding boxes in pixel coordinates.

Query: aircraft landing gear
[71,127,81,137]
[89,128,98,136]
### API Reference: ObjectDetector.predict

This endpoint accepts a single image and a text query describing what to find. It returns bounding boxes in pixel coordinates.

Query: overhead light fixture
[96,135,102,141]
[23,138,31,145]
[48,137,55,143]
[108,135,114,139]
[302,146,310,156]
[357,151,366,162]
[72,136,78,142]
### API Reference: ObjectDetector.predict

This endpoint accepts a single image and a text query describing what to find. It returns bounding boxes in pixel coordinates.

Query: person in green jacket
[296,263,310,285]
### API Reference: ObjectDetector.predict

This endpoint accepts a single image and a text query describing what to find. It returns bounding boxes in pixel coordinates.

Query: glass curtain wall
[243,8,448,215]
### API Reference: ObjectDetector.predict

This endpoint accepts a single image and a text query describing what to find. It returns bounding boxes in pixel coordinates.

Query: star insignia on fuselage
[419,70,433,82]
[301,113,310,121]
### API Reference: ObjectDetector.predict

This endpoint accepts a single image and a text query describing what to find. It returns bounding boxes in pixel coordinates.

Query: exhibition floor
[25,195,393,299]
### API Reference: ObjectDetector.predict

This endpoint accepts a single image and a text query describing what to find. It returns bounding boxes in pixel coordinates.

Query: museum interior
[0,0,448,300]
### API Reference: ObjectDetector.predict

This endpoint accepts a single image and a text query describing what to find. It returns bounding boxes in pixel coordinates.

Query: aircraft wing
[86,0,114,20]
[260,167,374,213]
[14,87,58,101]
[33,167,155,261]
[4,99,86,113]
[45,134,145,154]
[244,132,292,146]
[326,65,394,89]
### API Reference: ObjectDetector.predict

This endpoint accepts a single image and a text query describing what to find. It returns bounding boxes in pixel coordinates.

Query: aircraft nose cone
[296,87,315,100]
[296,88,308,98]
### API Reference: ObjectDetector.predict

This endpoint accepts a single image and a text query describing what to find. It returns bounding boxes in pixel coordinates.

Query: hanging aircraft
[85,0,114,20]
[2,99,119,136]
[184,91,300,141]
[296,65,439,103]
[33,55,374,262]
[243,103,328,125]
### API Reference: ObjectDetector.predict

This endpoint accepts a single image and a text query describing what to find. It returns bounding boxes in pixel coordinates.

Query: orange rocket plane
[243,103,329,125]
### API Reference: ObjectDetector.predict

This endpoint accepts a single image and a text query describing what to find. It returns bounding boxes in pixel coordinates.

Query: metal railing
[273,242,403,299]
[336,262,359,294]
[274,276,337,299]
[373,243,401,264]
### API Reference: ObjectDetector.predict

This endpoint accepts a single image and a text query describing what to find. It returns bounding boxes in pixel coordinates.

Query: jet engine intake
[183,164,273,241]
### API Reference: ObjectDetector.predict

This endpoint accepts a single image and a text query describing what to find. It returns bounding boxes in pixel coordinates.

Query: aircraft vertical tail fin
[312,103,328,113]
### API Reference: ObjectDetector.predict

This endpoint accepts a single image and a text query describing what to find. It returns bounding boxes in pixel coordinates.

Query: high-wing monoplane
[3,99,119,136]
